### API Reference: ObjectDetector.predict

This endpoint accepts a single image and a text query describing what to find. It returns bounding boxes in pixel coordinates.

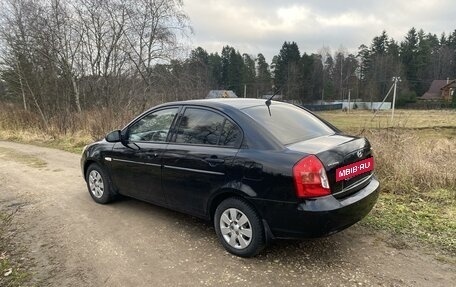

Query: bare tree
[0,0,191,131]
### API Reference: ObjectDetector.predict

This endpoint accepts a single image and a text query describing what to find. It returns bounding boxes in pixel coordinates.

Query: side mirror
[105,130,122,142]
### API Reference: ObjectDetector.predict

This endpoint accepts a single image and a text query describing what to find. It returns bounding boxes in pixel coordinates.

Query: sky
[183,0,455,62]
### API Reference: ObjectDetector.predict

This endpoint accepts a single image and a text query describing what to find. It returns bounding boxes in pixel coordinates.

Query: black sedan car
[81,99,379,257]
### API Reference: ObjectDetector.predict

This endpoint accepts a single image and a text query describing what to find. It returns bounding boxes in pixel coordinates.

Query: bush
[396,90,417,107]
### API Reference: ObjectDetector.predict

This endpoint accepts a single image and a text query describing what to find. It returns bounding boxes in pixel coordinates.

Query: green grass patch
[0,147,47,168]
[363,189,456,254]
[0,258,30,287]
[0,212,30,287]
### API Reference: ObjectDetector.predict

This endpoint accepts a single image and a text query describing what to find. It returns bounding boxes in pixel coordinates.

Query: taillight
[293,155,331,198]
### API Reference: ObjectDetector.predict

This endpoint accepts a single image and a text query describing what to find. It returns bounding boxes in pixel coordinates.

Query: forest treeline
[0,0,455,132]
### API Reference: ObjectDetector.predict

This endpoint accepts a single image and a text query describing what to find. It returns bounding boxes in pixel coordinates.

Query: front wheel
[85,163,116,204]
[214,198,266,257]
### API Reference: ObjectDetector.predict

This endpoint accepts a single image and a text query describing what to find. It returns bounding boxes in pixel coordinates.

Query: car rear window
[242,104,335,145]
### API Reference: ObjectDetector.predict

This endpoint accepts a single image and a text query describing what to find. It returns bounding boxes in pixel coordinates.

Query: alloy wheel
[219,208,253,249]
[88,170,104,198]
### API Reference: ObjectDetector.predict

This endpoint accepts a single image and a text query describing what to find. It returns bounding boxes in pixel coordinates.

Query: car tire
[85,163,116,204]
[214,197,266,257]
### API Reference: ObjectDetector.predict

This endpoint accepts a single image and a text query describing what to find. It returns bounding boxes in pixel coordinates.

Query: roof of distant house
[441,79,456,90]
[262,94,284,100]
[206,90,237,99]
[420,80,450,100]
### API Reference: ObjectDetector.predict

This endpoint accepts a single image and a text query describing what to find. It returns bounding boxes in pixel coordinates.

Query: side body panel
[161,145,239,217]
[106,142,168,204]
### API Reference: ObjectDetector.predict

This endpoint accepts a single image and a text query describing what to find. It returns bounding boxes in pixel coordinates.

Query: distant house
[441,80,456,102]
[206,90,237,99]
[420,80,455,102]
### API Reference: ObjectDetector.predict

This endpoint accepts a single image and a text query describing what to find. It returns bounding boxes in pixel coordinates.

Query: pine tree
[208,52,222,88]
[401,28,420,92]
[273,41,301,99]
[242,54,256,97]
[220,46,244,96]
[255,53,271,97]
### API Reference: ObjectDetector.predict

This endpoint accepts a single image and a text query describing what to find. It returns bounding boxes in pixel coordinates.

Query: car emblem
[328,161,340,167]
[356,150,363,158]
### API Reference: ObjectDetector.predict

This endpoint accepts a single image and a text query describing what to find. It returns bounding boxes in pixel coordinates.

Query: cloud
[183,0,455,62]
[316,13,382,28]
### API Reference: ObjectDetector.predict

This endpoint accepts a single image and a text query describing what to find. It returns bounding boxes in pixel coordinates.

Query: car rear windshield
[242,104,335,145]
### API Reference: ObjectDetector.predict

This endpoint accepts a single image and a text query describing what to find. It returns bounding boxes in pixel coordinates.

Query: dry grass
[363,128,456,193]
[0,129,91,153]
[0,104,136,152]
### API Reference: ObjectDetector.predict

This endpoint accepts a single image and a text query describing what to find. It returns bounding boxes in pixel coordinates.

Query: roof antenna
[265,87,281,116]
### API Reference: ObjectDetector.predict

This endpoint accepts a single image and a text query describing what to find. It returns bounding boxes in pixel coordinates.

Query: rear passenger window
[175,108,241,147]
[219,120,242,147]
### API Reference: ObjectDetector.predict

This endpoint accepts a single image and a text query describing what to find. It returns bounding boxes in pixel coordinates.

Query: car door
[108,107,179,204]
[161,107,243,217]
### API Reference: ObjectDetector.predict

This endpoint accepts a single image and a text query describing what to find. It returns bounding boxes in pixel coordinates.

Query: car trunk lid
[287,134,374,198]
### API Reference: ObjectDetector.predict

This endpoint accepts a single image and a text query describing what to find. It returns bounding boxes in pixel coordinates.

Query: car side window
[175,108,242,147]
[128,108,178,142]
[175,108,226,145]
[219,120,242,147]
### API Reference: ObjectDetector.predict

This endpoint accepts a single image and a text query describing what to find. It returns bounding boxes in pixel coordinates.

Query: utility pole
[321,70,325,103]
[391,77,401,124]
[347,89,351,113]
[340,57,343,101]
[370,79,395,121]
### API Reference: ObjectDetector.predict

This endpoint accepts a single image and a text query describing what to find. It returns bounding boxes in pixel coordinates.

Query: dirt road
[0,141,454,286]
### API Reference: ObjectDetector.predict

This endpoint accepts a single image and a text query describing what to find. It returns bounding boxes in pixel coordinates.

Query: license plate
[336,157,374,182]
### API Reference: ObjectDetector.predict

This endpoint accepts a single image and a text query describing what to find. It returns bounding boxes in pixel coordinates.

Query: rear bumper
[255,178,380,239]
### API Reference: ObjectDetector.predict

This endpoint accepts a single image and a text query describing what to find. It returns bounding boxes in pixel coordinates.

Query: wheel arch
[83,159,117,190]
[83,159,101,180]
[208,186,275,242]
[83,158,120,197]
[207,187,259,222]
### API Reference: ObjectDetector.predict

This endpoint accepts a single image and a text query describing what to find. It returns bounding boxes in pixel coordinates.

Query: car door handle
[205,157,225,165]
[146,153,159,159]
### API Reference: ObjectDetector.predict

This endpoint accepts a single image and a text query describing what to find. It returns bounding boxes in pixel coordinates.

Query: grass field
[0,108,455,254]
[318,109,456,131]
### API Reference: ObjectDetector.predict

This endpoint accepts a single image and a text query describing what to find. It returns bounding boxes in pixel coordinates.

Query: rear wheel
[85,163,115,204]
[214,197,265,257]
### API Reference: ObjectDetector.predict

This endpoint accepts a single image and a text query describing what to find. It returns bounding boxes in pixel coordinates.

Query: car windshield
[242,104,335,145]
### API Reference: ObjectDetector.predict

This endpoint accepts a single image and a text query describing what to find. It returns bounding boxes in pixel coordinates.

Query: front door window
[129,108,178,142]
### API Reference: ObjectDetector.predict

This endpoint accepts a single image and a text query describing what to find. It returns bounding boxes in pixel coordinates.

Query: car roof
[137,98,286,150]
[162,98,285,110]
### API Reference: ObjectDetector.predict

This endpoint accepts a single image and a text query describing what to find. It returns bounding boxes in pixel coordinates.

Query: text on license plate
[335,157,374,182]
